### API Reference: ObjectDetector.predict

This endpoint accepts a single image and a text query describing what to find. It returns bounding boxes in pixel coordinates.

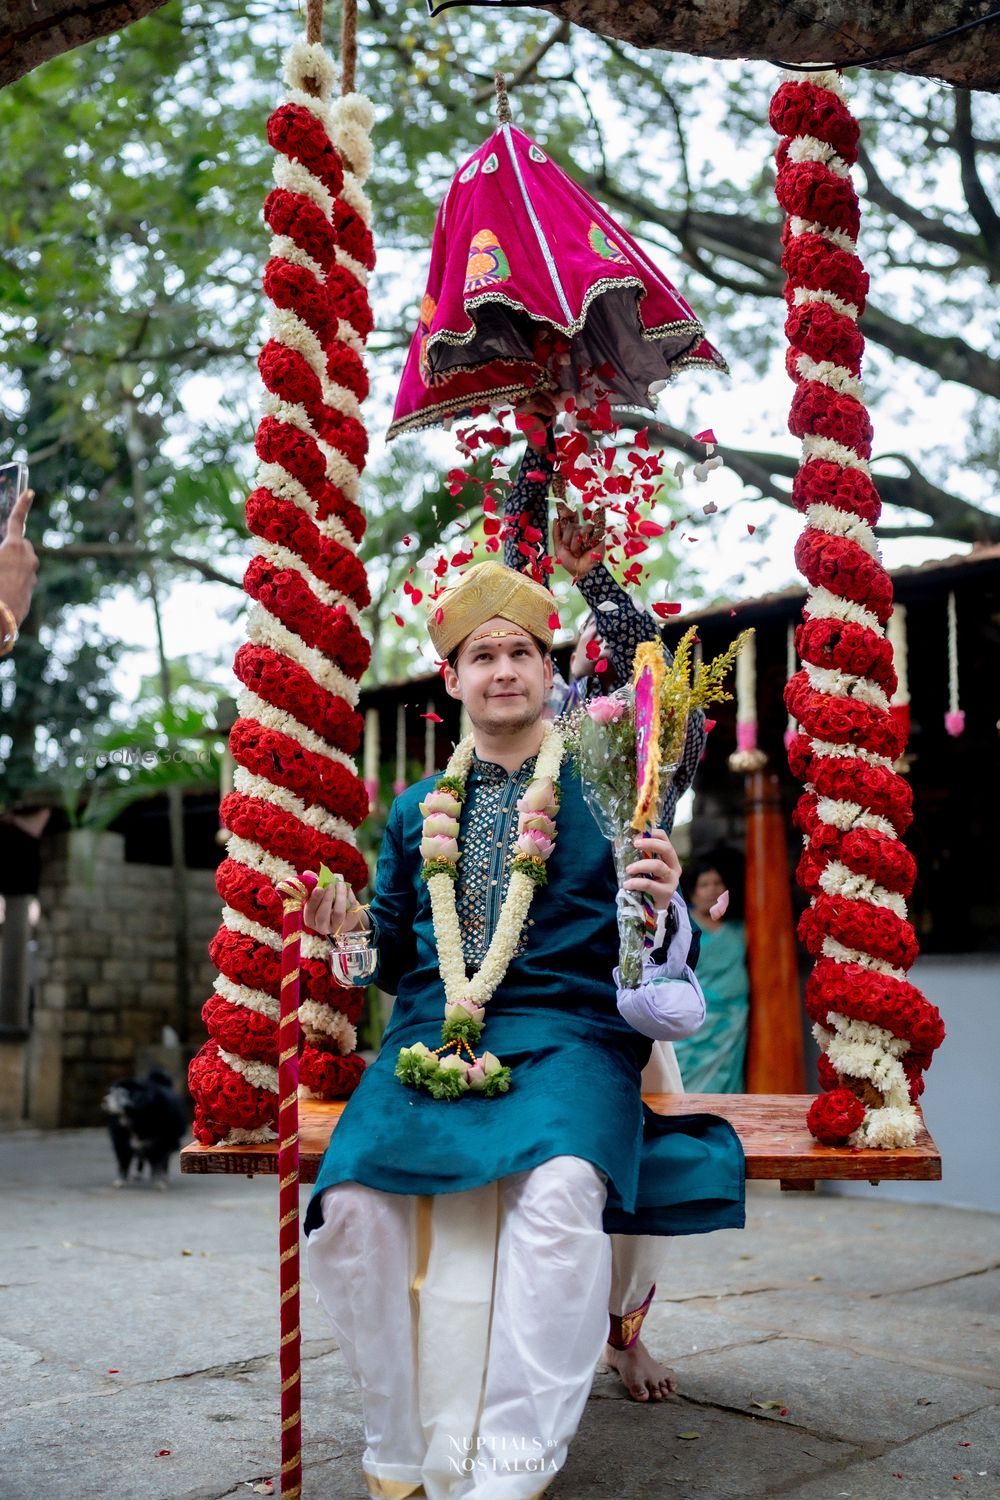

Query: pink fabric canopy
[387,122,727,441]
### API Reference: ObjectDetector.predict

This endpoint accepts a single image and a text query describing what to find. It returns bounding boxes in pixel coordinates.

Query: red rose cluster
[233,644,363,753]
[771,76,943,1145]
[190,87,377,1146]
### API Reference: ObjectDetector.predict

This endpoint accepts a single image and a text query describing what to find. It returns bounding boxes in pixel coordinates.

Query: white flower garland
[429,723,564,1010]
[395,723,565,1101]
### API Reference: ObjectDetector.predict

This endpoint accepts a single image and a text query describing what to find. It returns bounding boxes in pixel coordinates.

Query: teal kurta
[305,756,744,1238]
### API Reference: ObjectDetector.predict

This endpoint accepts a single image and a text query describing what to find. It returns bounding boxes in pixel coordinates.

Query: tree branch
[589,171,1000,398]
[954,89,1000,266]
[613,413,1000,545]
[534,1,1000,91]
[2,0,173,89]
[856,137,995,275]
[37,542,245,590]
[471,18,570,104]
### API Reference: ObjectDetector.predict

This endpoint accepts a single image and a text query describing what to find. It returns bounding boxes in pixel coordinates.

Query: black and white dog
[102,1069,187,1188]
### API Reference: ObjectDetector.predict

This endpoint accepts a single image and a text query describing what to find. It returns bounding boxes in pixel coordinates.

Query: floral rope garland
[771,72,944,1149]
[396,724,564,1099]
[189,40,377,1146]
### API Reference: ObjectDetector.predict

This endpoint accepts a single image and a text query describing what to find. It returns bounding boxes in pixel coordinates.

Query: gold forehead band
[469,629,527,642]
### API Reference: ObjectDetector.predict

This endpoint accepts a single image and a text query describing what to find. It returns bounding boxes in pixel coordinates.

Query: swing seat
[180,1093,941,1192]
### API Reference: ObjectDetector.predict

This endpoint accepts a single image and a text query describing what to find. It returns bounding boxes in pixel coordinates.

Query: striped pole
[275,871,316,1498]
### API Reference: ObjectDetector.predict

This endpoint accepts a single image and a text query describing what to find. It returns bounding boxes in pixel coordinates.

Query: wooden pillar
[744,770,805,1093]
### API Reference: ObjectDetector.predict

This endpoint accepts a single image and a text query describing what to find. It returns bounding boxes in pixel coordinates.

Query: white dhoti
[307,1155,611,1500]
[607,1040,684,1346]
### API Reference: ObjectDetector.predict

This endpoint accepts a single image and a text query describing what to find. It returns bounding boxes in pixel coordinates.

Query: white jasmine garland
[804,587,881,634]
[804,503,877,555]
[804,662,890,710]
[818,861,907,917]
[237,689,358,775]
[428,724,564,1011]
[792,284,859,321]
[219,1046,278,1094]
[298,1000,357,1053]
[247,603,361,703]
[809,738,893,770]
[397,725,565,1099]
[802,434,870,473]
[268,234,326,283]
[214,971,279,1021]
[227,837,296,886]
[785,135,850,177]
[794,353,863,400]
[233,766,354,843]
[272,154,334,218]
[789,215,857,254]
[819,934,907,981]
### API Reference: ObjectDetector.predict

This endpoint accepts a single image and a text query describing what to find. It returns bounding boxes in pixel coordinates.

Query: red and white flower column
[771,72,944,1148]
[190,41,376,1144]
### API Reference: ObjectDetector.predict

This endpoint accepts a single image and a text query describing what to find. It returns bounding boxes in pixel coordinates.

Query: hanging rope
[341,0,358,97]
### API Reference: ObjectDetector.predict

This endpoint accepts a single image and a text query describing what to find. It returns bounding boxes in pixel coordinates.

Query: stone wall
[26,830,221,1128]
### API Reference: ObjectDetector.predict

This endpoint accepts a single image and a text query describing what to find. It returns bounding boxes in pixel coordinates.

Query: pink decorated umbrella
[387,79,726,441]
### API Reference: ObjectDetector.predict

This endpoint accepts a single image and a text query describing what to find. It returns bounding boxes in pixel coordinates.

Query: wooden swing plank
[180,1093,941,1190]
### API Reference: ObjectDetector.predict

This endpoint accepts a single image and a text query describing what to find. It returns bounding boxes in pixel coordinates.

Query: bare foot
[604,1338,677,1403]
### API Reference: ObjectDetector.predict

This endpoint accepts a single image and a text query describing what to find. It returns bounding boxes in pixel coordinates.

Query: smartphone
[0,462,28,535]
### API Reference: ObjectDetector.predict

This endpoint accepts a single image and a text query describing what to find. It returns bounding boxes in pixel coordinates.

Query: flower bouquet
[564,628,752,986]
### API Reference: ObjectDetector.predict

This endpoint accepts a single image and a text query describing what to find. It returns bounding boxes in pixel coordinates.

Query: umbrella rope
[495,70,512,124]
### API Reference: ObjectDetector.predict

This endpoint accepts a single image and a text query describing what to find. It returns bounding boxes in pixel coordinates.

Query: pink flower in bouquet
[446,997,486,1024]
[419,790,463,818]
[466,1060,488,1089]
[420,834,460,862]
[520,812,556,838]
[586,696,626,725]
[516,830,554,860]
[423,813,460,838]
[517,778,556,814]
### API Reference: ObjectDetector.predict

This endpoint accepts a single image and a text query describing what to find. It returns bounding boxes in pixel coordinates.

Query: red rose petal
[421,712,443,723]
[156,1450,171,1458]
[747,524,757,535]
[107,1369,119,1374]
[693,429,717,443]
[703,719,717,733]
[652,602,683,618]
[636,519,665,538]
[594,658,609,674]
[392,613,404,628]
[547,611,560,630]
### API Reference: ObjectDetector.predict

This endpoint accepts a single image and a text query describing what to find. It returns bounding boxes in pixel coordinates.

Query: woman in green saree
[673,856,750,1093]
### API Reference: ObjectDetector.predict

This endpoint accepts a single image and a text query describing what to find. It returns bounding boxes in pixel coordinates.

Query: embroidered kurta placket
[455,753,538,972]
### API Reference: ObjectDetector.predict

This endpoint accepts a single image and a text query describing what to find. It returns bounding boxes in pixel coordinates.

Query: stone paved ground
[1,1129,997,1500]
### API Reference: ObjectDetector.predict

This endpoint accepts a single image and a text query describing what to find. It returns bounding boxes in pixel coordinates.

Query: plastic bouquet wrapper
[565,629,752,987]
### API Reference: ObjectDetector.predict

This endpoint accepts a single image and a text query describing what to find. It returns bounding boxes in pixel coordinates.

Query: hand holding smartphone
[0,462,38,632]
[0,462,29,536]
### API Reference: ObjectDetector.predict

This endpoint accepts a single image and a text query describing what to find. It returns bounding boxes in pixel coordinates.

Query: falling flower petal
[421,712,443,723]
[747,524,757,535]
[652,602,682,619]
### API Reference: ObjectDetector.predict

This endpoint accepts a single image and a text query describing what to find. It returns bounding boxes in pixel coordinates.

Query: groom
[303,560,743,1500]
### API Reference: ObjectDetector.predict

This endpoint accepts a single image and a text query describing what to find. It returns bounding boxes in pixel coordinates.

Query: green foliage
[441,1012,484,1045]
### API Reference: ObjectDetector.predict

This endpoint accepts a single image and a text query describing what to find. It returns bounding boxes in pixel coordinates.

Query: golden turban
[426,561,556,659]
